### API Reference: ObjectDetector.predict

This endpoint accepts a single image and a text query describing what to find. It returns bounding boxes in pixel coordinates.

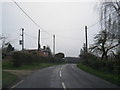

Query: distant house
[25,49,48,57]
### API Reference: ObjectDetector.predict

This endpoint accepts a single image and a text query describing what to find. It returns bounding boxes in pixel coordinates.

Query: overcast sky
[2,0,101,57]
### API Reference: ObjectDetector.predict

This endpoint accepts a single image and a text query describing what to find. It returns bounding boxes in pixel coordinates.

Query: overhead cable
[12,0,52,36]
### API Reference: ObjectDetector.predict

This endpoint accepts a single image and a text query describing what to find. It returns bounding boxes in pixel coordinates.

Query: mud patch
[3,70,34,79]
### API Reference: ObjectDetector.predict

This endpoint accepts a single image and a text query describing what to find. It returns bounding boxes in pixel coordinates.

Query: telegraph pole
[53,34,55,56]
[20,28,24,51]
[85,26,88,53]
[38,29,40,51]
[85,26,88,64]
[22,28,24,51]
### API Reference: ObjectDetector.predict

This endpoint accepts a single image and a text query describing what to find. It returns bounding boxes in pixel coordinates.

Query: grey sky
[2,0,101,57]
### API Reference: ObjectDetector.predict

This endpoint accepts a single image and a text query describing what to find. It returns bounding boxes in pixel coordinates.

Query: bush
[79,52,116,73]
[2,60,13,69]
[54,57,65,63]
[79,50,120,74]
[12,51,31,66]
[11,51,65,67]
[80,53,99,67]
[12,51,48,67]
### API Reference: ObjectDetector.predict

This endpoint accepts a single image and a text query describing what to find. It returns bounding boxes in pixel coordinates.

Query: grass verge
[2,71,18,88]
[77,63,120,86]
[2,62,65,88]
[3,61,64,70]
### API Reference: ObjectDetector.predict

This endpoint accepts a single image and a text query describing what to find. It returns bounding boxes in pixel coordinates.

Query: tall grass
[2,71,17,88]
[77,63,120,86]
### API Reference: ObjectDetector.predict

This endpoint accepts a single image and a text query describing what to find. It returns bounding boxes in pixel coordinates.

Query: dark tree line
[79,0,120,73]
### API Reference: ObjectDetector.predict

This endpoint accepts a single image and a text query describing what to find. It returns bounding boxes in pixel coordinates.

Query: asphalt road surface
[12,64,118,88]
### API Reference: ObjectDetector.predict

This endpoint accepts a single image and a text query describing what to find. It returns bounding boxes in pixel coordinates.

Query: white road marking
[62,82,66,90]
[60,70,62,78]
[61,67,62,70]
[11,80,24,88]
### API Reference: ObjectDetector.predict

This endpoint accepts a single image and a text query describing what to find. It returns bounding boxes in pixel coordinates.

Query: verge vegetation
[77,63,120,86]
[2,51,65,88]
[2,71,17,88]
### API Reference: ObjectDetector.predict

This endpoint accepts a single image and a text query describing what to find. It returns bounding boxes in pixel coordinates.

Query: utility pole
[38,29,40,51]
[53,34,55,56]
[85,26,88,53]
[22,28,24,51]
[20,28,24,51]
[85,26,88,64]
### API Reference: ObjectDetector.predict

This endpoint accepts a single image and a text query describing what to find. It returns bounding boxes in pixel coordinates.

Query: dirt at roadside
[3,70,35,79]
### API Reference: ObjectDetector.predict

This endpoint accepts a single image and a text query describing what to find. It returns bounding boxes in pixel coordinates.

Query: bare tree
[90,30,119,60]
[0,36,8,49]
[100,0,120,43]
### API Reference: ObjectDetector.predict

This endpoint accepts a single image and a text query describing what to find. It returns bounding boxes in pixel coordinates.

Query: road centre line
[11,80,24,88]
[62,82,66,90]
[60,70,62,78]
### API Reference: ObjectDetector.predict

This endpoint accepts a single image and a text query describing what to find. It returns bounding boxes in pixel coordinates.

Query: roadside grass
[77,63,120,86]
[2,60,64,70]
[2,71,18,88]
[2,60,65,88]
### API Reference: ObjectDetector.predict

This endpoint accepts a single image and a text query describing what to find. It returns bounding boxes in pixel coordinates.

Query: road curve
[13,64,118,88]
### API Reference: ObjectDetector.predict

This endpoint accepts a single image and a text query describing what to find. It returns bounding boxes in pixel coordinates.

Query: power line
[12,0,40,28]
[41,30,52,36]
[12,0,119,44]
[25,32,83,41]
[88,15,118,30]
[12,0,52,36]
[24,32,37,39]
[88,10,117,29]
[24,32,52,40]
[57,35,82,40]
[27,38,35,48]
[42,37,52,39]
